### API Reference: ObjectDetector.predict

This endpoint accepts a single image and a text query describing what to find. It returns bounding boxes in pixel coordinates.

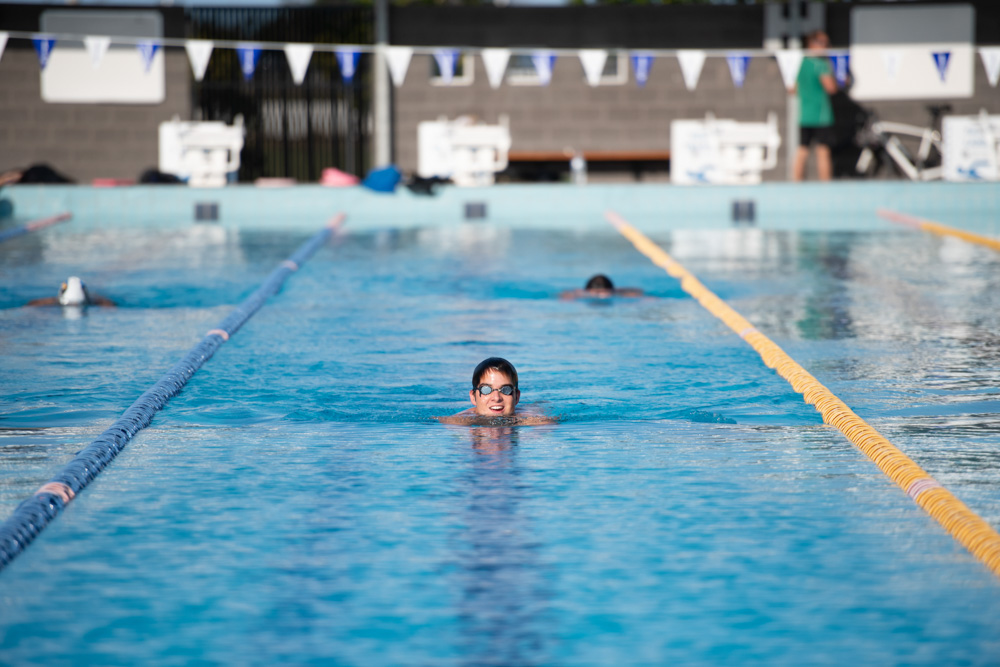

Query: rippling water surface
[1,224,999,664]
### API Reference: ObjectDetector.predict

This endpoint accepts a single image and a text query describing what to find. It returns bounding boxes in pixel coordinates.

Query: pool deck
[2,181,998,234]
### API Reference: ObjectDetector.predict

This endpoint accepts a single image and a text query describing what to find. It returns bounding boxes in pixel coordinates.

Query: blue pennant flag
[829,52,850,87]
[631,53,653,87]
[336,49,361,84]
[726,53,750,88]
[32,36,56,70]
[236,46,261,81]
[433,49,459,84]
[932,51,951,82]
[532,51,557,86]
[137,41,159,73]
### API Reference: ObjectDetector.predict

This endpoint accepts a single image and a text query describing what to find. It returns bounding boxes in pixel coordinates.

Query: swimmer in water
[26,276,115,307]
[559,274,644,300]
[438,357,555,426]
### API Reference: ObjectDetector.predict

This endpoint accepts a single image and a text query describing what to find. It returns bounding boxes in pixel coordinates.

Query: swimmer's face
[469,368,520,417]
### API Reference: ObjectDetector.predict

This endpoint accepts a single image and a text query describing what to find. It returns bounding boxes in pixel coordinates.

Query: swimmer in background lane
[559,274,644,300]
[438,357,556,426]
[26,276,116,307]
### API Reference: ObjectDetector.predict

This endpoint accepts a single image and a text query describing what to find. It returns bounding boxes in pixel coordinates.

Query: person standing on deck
[791,30,838,182]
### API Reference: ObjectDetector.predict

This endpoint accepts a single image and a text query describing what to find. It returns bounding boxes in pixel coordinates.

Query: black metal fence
[186,7,374,183]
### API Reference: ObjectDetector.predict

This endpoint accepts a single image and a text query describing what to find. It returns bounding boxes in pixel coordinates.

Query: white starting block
[159,115,245,187]
[418,115,511,187]
[670,113,781,185]
[942,111,1000,182]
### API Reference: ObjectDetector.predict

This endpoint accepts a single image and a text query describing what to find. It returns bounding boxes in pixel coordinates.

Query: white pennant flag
[284,44,313,85]
[677,50,706,91]
[775,49,803,90]
[981,47,1000,87]
[578,49,608,87]
[481,48,510,89]
[881,49,902,83]
[84,35,110,70]
[0,32,8,64]
[386,46,412,87]
[185,40,214,82]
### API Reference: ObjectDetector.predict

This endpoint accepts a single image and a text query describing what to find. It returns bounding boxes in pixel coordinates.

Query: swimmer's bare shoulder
[437,408,557,426]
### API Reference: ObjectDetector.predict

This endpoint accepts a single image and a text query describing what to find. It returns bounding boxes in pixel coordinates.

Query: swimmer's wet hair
[472,357,519,389]
[585,274,614,290]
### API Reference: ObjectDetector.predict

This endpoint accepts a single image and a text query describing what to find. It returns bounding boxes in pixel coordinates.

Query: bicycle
[855,104,951,181]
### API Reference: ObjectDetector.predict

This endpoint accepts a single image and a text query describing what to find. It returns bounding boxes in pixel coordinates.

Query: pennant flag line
[336,48,360,83]
[932,51,951,82]
[677,50,705,91]
[385,46,413,87]
[880,49,901,83]
[236,45,261,81]
[726,53,750,88]
[982,47,1000,87]
[0,32,7,64]
[137,41,159,73]
[284,43,313,85]
[532,51,556,86]
[775,49,803,90]
[185,40,214,82]
[481,48,510,89]
[32,36,56,70]
[829,51,850,86]
[84,35,110,70]
[578,49,608,87]
[433,49,459,84]
[631,52,653,87]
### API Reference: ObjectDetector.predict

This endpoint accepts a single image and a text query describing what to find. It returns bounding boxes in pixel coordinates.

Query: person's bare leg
[793,146,810,182]
[816,144,833,181]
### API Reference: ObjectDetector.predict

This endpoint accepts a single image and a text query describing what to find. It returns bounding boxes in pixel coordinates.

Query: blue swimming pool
[1,217,999,663]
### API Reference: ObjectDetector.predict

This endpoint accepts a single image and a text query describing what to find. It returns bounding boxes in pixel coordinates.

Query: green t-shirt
[797,56,834,128]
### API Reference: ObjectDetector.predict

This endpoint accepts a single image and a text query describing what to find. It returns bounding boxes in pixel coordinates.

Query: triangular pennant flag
[677,50,705,91]
[578,49,608,87]
[236,45,261,81]
[532,51,556,86]
[185,40,214,82]
[385,46,413,87]
[829,51,851,86]
[981,47,1000,87]
[137,41,159,73]
[631,52,653,87]
[726,53,750,88]
[775,49,803,90]
[433,49,459,84]
[84,36,110,70]
[32,36,56,70]
[336,48,360,84]
[879,49,901,83]
[481,48,510,89]
[932,51,951,82]
[0,32,7,64]
[284,44,313,85]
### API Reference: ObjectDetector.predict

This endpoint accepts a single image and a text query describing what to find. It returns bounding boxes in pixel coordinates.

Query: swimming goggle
[477,384,516,396]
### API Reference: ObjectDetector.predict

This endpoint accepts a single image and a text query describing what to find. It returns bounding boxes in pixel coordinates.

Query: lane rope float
[0,212,72,244]
[877,208,1000,252]
[0,213,346,571]
[606,210,1000,579]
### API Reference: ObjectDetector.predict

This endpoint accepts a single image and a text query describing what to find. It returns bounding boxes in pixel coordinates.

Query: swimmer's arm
[25,297,59,306]
[90,295,116,307]
[437,408,476,425]
[615,288,644,298]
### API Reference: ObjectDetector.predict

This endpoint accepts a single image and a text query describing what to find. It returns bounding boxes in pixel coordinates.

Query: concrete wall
[0,45,190,183]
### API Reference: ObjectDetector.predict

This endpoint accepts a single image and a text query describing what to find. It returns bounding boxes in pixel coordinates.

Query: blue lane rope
[0,213,345,571]
[0,212,72,244]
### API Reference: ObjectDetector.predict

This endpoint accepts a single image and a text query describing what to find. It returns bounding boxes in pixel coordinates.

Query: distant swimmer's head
[585,274,614,290]
[58,276,89,306]
[470,357,520,417]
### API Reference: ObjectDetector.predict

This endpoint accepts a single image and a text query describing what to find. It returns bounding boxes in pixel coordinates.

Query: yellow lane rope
[606,210,1000,578]
[877,208,1000,252]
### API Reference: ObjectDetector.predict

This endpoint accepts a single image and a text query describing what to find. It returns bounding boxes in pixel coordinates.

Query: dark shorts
[800,126,835,147]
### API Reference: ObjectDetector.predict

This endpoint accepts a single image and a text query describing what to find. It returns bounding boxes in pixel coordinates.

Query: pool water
[1,223,999,664]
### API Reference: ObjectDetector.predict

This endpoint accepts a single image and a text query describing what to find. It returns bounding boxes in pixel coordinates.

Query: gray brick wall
[0,46,189,183]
